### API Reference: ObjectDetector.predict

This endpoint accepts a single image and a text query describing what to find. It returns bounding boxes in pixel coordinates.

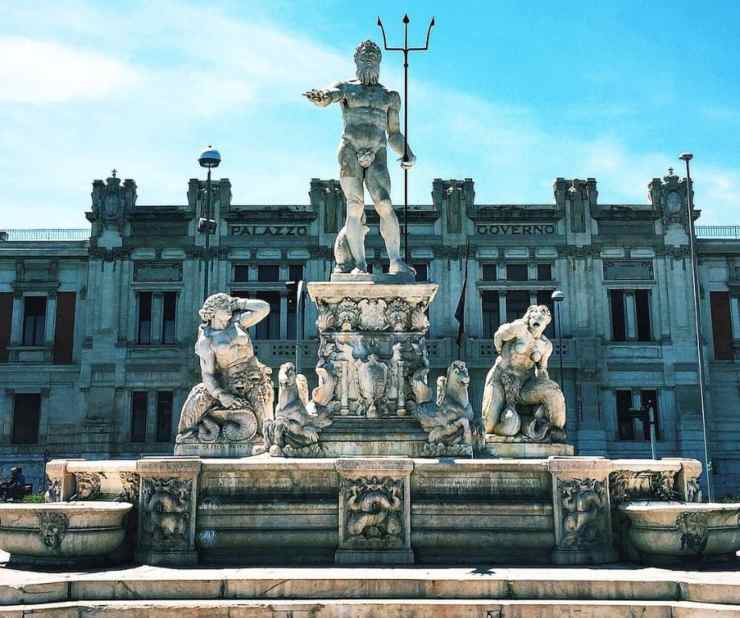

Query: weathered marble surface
[175,293,274,457]
[44,456,704,568]
[618,501,740,566]
[0,502,131,567]
[482,304,567,444]
[304,40,416,280]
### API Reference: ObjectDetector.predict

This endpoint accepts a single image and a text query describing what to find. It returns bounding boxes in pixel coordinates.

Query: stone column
[498,291,507,325]
[151,293,163,344]
[9,294,23,345]
[279,291,288,340]
[624,291,637,340]
[135,458,202,566]
[335,458,414,565]
[549,457,617,565]
[44,293,57,347]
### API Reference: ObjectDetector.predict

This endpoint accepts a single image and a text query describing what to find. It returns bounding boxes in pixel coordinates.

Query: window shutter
[53,292,76,364]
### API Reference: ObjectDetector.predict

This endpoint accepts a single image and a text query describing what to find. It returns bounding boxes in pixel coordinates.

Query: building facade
[1,170,739,496]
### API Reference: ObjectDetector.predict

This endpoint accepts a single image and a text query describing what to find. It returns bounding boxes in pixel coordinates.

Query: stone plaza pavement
[2,554,740,617]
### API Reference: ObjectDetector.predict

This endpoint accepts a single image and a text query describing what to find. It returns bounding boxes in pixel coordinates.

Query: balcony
[696,225,740,240]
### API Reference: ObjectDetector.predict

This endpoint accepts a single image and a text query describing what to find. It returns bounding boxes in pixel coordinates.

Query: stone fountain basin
[0,501,132,567]
[619,501,740,566]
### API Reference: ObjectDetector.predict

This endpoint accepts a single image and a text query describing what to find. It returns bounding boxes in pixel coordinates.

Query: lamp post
[198,146,221,302]
[294,280,305,373]
[680,152,713,501]
[551,290,565,385]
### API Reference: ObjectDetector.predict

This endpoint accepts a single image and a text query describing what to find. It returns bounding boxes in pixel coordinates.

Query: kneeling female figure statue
[176,293,274,452]
[482,304,566,442]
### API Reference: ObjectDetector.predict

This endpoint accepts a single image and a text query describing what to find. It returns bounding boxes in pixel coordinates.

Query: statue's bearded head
[524,305,552,338]
[354,40,381,85]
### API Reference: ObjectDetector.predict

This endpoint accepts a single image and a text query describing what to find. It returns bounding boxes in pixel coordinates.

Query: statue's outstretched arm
[303,82,344,107]
[387,91,415,167]
[235,298,270,328]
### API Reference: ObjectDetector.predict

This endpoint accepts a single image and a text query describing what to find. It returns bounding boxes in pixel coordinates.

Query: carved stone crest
[37,511,69,551]
[91,175,137,226]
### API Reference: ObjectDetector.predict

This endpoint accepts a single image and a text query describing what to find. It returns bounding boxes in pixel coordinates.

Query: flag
[455,242,470,348]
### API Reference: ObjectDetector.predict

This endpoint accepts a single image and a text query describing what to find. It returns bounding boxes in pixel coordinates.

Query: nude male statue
[304,40,415,276]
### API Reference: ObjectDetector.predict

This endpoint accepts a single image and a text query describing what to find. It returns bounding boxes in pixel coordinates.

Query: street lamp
[680,152,713,501]
[198,146,221,301]
[551,290,565,385]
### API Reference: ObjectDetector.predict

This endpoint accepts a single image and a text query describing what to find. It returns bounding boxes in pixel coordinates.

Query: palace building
[1,170,739,495]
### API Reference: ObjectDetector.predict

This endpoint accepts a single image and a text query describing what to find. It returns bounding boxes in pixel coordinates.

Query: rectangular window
[156,391,173,442]
[22,296,46,346]
[537,264,552,281]
[255,291,280,340]
[130,391,148,442]
[506,290,530,323]
[0,293,13,362]
[233,264,249,283]
[610,290,626,341]
[536,290,556,339]
[635,289,652,341]
[162,292,177,345]
[710,291,734,360]
[481,264,497,281]
[137,292,152,345]
[506,264,528,281]
[289,264,303,284]
[414,264,428,282]
[53,292,76,364]
[257,265,280,282]
[616,390,635,441]
[12,393,41,444]
[481,291,500,338]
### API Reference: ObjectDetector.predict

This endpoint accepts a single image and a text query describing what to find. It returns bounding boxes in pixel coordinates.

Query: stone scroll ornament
[482,305,567,442]
[264,362,334,457]
[413,360,475,456]
[304,40,416,278]
[176,293,274,449]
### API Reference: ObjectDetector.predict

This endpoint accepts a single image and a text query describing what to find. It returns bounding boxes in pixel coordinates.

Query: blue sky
[1,0,739,228]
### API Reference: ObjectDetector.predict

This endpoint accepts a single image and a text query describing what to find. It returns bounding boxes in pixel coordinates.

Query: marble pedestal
[482,435,575,458]
[301,281,446,458]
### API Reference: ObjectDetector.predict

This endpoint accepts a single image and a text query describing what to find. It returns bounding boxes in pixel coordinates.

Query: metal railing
[696,225,740,239]
[0,228,89,241]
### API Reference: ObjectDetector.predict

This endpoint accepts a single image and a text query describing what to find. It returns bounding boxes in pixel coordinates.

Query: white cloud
[0,36,140,103]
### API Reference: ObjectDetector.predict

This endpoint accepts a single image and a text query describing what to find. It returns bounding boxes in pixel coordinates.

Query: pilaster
[135,458,202,566]
[549,457,617,565]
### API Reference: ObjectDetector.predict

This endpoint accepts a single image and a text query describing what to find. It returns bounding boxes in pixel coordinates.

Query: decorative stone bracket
[335,458,414,565]
[135,458,202,567]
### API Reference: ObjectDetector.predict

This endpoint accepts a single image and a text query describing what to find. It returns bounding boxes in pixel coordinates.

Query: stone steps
[2,565,740,609]
[3,599,740,617]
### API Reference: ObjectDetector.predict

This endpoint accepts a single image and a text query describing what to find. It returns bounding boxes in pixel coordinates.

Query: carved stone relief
[140,478,193,548]
[118,472,141,504]
[133,262,183,282]
[71,472,103,501]
[609,470,677,505]
[558,478,608,549]
[676,511,709,554]
[45,479,61,503]
[37,511,69,551]
[341,476,404,549]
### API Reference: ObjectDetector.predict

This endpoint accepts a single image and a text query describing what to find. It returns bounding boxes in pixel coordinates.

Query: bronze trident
[377,14,435,265]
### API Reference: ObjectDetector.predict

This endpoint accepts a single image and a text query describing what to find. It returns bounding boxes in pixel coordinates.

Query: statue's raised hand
[303,89,333,107]
[399,152,416,170]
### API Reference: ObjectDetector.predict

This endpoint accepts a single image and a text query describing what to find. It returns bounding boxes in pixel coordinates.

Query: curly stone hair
[354,40,381,64]
[198,293,236,323]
